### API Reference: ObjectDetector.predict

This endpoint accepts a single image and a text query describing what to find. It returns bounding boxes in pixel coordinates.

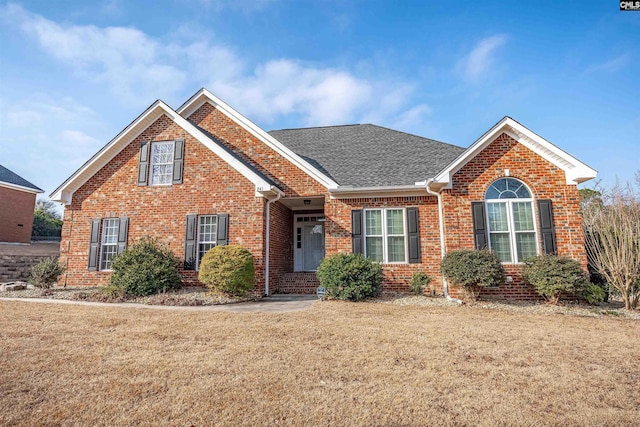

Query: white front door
[294,217,325,272]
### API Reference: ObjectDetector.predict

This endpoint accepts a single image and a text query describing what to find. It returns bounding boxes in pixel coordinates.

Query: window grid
[485,178,538,263]
[197,215,217,270]
[100,218,119,271]
[364,208,407,263]
[150,141,174,186]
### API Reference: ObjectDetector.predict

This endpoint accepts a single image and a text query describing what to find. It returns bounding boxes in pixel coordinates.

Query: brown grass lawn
[1,300,638,426]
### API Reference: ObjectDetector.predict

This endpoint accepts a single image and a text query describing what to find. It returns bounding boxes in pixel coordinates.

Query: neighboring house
[0,165,44,243]
[51,88,597,298]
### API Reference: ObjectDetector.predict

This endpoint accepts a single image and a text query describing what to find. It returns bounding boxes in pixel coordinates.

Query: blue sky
[0,0,638,206]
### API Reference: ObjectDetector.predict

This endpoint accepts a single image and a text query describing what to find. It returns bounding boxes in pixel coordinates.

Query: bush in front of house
[410,271,432,295]
[30,257,65,288]
[198,245,255,296]
[522,254,589,304]
[441,249,504,300]
[110,236,182,297]
[582,282,606,305]
[317,253,383,301]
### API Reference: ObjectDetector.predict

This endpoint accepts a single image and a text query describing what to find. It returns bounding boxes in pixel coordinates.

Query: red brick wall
[0,186,36,243]
[441,132,587,299]
[268,200,293,292]
[187,103,327,197]
[59,114,268,292]
[325,195,443,293]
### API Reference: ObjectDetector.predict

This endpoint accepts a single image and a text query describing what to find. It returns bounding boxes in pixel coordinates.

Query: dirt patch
[0,241,60,256]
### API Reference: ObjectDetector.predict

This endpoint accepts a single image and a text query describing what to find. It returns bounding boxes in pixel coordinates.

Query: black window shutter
[184,214,197,270]
[537,199,557,255]
[217,214,229,246]
[351,210,363,254]
[172,139,185,184]
[471,202,488,250]
[407,207,421,263]
[88,218,101,271]
[137,141,151,186]
[117,217,129,255]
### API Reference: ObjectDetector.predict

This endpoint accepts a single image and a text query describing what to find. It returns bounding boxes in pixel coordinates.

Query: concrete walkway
[0,294,319,313]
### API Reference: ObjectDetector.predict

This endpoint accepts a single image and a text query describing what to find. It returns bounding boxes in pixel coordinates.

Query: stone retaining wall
[0,255,54,281]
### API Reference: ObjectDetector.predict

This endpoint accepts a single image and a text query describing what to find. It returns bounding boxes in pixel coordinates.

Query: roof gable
[177,88,339,190]
[51,100,281,204]
[429,117,597,190]
[0,165,43,194]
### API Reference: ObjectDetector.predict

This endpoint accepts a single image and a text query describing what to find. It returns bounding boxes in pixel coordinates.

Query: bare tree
[582,181,640,310]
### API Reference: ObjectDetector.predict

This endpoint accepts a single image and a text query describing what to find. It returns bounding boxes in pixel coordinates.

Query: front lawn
[0,300,638,426]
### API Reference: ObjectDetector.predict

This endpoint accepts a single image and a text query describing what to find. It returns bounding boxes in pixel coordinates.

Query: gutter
[424,179,462,304]
[264,187,283,296]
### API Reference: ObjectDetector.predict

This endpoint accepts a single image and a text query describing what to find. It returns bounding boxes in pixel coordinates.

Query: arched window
[485,178,538,263]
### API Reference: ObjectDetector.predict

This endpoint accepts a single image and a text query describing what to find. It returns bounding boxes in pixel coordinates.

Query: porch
[269,196,325,295]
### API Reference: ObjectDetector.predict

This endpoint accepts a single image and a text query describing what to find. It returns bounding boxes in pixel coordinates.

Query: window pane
[365,236,383,262]
[365,210,382,235]
[150,142,174,185]
[386,209,404,235]
[512,202,534,231]
[516,233,537,262]
[198,216,217,243]
[515,184,531,198]
[487,203,509,232]
[198,243,215,267]
[387,236,405,262]
[485,186,500,200]
[100,245,117,270]
[490,233,512,262]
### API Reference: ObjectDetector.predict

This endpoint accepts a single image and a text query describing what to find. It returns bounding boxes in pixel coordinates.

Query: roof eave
[0,181,44,194]
[329,184,429,199]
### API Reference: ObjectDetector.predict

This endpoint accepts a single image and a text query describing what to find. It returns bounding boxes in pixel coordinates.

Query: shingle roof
[268,124,466,187]
[0,164,43,192]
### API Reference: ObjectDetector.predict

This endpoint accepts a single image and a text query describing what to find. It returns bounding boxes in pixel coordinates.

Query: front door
[294,216,325,271]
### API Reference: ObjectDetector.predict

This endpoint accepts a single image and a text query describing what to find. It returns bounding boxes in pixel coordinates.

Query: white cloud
[457,34,508,82]
[1,3,430,128]
[585,53,631,74]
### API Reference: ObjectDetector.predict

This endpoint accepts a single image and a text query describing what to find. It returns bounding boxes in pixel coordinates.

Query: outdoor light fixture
[303,199,311,205]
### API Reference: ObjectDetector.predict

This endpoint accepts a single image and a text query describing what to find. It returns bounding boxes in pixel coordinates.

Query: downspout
[264,189,282,296]
[425,179,463,304]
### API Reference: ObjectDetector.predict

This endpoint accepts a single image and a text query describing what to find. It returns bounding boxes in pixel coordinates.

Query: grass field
[1,300,638,426]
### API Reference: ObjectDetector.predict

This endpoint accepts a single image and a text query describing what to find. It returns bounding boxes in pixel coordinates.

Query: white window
[197,215,217,270]
[486,178,538,263]
[364,208,407,263]
[100,218,119,270]
[150,141,174,186]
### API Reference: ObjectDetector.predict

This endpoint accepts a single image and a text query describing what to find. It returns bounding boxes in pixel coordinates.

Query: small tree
[441,250,504,301]
[198,245,255,296]
[30,257,65,288]
[582,182,640,310]
[523,255,589,304]
[317,253,383,301]
[32,198,63,239]
[110,237,182,296]
[410,271,432,295]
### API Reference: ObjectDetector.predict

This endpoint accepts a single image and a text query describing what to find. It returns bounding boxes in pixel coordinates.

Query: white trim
[430,117,597,190]
[330,185,427,199]
[0,181,44,194]
[363,207,408,264]
[177,88,340,190]
[50,100,280,204]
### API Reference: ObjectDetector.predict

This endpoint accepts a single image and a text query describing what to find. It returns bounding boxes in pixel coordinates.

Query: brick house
[51,88,597,298]
[0,165,44,243]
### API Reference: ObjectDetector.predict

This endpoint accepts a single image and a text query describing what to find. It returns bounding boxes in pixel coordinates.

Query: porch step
[277,272,320,295]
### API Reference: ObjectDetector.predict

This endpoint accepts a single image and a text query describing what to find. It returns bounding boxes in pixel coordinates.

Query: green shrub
[582,282,606,305]
[316,253,383,301]
[198,245,255,296]
[30,257,65,288]
[441,250,504,300]
[110,236,182,296]
[410,271,432,295]
[523,254,589,304]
